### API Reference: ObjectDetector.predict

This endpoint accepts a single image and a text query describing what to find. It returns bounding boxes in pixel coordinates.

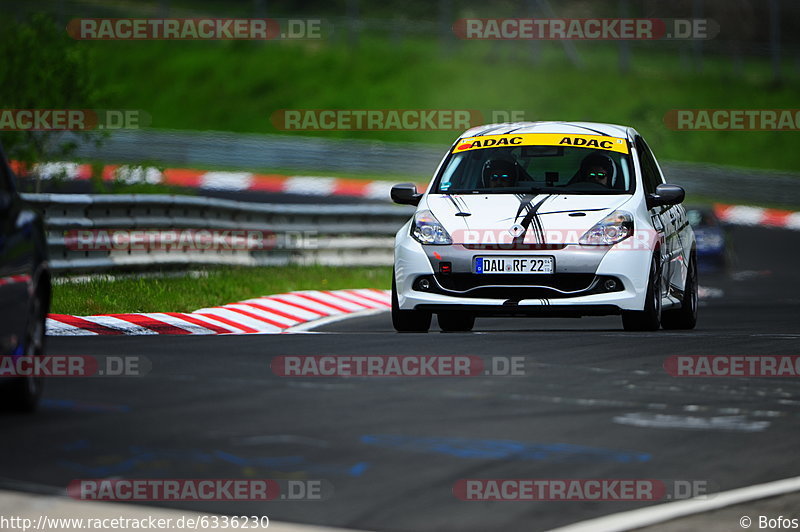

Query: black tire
[437,313,475,332]
[622,254,662,331]
[662,251,698,330]
[1,291,46,412]
[391,275,431,332]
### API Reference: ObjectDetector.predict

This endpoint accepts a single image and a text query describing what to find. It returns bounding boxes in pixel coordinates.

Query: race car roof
[459,121,632,140]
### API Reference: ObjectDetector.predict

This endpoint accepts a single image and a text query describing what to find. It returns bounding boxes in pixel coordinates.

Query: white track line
[548,475,800,532]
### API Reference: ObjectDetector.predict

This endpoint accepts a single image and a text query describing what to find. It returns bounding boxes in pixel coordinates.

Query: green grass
[81,36,800,172]
[51,265,392,315]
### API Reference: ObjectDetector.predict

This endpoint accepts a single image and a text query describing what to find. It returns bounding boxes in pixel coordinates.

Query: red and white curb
[0,274,31,287]
[46,289,390,336]
[714,204,800,230]
[13,161,425,201]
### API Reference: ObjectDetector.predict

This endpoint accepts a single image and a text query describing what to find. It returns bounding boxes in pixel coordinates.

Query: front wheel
[662,251,698,330]
[437,313,475,332]
[2,293,46,412]
[392,275,431,332]
[622,254,662,331]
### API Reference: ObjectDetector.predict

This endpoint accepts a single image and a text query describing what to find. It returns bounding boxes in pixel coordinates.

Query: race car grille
[415,273,621,300]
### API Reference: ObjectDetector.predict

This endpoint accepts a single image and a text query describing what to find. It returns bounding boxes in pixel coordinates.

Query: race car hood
[424,193,633,245]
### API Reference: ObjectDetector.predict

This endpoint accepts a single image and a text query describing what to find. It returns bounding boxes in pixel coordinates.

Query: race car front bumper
[395,225,653,315]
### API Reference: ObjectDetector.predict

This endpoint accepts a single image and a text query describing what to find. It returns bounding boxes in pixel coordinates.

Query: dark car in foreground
[0,144,51,412]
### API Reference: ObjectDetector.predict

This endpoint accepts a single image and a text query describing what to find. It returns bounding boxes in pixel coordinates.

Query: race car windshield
[436,145,633,195]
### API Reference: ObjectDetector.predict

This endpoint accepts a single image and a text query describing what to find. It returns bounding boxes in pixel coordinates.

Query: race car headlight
[411,210,452,245]
[579,210,634,246]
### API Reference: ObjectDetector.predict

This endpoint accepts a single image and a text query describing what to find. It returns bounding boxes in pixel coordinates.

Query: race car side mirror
[391,183,422,206]
[647,184,685,209]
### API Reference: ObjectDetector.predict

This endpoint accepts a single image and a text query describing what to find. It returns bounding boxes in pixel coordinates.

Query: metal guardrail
[663,162,800,207]
[58,130,800,207]
[60,130,447,177]
[23,193,413,272]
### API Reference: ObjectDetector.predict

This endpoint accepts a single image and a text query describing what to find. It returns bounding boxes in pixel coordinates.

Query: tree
[0,14,102,190]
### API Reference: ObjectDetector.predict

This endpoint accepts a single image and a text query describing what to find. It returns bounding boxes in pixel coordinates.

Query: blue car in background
[686,206,728,272]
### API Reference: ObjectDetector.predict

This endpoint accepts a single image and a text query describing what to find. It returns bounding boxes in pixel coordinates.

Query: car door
[0,149,35,356]
[634,136,672,300]
[636,136,686,300]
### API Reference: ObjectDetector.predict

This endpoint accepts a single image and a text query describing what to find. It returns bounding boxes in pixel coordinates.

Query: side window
[640,138,665,186]
[0,154,11,193]
[635,137,660,195]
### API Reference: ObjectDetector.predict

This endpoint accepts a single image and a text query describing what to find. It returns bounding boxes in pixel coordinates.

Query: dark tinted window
[635,137,662,195]
[436,146,634,195]
[0,150,12,193]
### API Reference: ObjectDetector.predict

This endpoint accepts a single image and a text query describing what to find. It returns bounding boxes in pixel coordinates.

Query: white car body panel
[393,121,695,318]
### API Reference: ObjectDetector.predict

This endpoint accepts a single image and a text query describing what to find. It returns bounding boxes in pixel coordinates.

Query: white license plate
[474,256,554,274]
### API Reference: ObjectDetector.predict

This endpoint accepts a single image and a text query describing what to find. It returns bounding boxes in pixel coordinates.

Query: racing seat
[482,159,520,188]
[567,152,618,188]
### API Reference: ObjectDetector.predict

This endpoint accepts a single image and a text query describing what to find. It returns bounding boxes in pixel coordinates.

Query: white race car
[391,121,697,332]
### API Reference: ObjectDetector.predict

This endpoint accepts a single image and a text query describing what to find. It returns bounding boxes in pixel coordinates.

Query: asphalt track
[3,225,800,531]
